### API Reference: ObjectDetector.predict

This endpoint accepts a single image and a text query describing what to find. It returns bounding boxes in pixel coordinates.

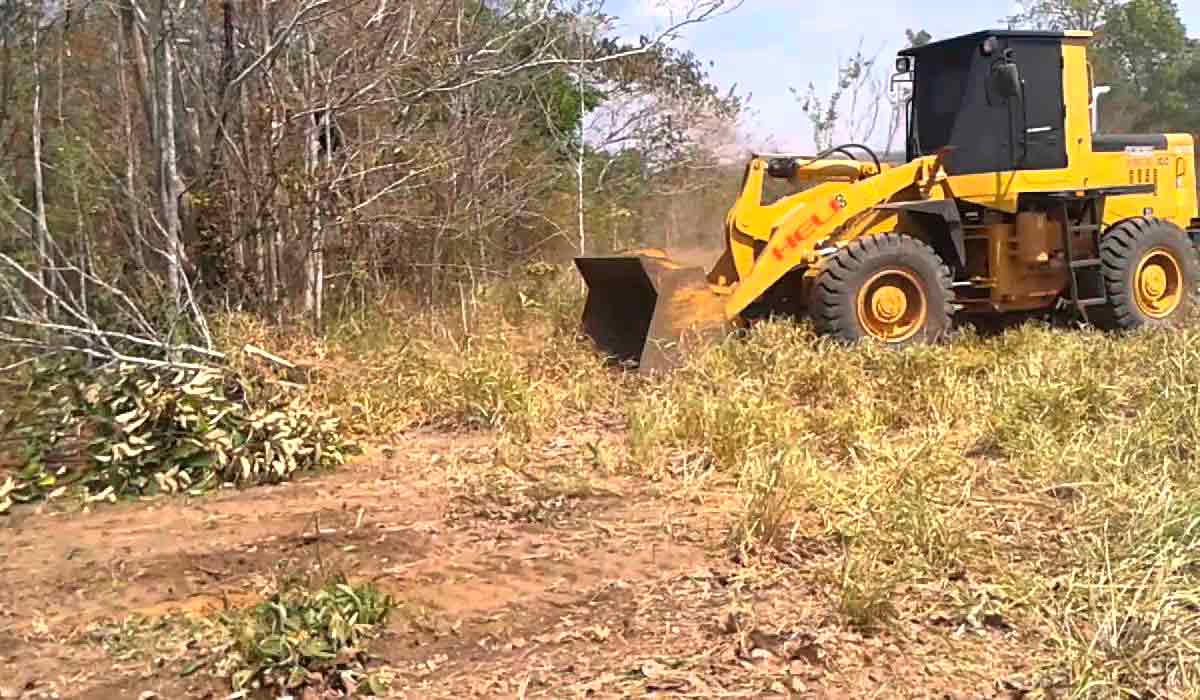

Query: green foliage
[1102,0,1188,84]
[1006,0,1118,31]
[1012,0,1198,133]
[1101,0,1199,131]
[601,42,738,114]
[532,69,606,148]
[221,574,394,694]
[1,361,357,513]
[905,29,932,47]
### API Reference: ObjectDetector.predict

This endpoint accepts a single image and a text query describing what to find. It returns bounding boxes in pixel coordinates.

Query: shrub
[220,574,394,695]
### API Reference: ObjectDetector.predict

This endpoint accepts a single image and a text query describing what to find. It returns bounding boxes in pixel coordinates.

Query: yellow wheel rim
[1133,247,1183,319]
[856,268,928,342]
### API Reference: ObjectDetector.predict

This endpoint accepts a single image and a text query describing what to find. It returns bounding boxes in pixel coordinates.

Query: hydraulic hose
[769,142,883,179]
[814,143,882,174]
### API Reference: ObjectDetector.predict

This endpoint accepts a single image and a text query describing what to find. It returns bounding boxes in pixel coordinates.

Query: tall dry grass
[209,265,1200,697]
[213,263,630,442]
[627,317,1200,697]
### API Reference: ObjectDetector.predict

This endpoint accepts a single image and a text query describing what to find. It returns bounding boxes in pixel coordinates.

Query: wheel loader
[575,29,1200,371]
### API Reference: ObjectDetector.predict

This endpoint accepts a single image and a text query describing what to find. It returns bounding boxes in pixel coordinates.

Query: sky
[603,0,1200,153]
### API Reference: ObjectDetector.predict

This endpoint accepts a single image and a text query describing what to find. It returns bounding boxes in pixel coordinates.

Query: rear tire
[812,233,954,345]
[1091,217,1199,330]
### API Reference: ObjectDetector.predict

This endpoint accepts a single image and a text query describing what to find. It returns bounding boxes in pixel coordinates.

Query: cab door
[1011,38,1068,171]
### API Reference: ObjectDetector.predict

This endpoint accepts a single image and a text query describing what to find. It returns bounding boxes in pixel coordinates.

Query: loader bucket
[574,254,731,373]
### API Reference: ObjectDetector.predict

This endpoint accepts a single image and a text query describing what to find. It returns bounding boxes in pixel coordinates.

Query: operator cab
[896,30,1069,176]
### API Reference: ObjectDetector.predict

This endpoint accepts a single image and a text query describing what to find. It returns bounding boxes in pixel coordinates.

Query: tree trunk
[301,32,324,331]
[115,28,147,273]
[121,2,157,146]
[157,0,183,308]
[31,17,52,317]
[576,44,586,259]
[237,78,262,300]
[0,12,11,152]
[56,0,67,129]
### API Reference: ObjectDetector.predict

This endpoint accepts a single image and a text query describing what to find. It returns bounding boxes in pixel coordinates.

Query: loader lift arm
[721,154,942,320]
[575,149,945,371]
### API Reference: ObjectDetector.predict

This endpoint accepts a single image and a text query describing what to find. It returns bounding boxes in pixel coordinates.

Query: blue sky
[605,0,1200,152]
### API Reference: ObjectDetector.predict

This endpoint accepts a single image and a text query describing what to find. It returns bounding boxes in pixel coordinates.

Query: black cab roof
[898,29,1090,56]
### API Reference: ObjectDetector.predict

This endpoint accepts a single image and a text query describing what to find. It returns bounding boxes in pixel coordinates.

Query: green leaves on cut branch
[2,362,358,512]
[221,575,394,694]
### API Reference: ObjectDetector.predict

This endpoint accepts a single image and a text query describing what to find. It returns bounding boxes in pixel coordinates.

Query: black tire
[812,233,954,345]
[1090,217,1199,330]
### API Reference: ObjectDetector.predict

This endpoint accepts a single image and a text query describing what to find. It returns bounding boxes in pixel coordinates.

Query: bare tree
[0,0,748,371]
[793,42,886,152]
[30,12,52,315]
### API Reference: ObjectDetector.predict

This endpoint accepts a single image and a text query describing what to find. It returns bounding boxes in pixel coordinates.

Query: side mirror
[990,62,1022,100]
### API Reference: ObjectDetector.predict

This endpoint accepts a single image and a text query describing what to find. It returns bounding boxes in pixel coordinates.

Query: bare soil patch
[3,431,1042,699]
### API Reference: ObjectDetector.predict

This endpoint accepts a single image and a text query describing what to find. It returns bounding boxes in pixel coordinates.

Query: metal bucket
[574,253,731,372]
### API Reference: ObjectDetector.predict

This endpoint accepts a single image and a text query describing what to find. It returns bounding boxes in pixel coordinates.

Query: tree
[0,0,748,367]
[1006,0,1119,30]
[1007,0,1198,134]
[1102,0,1187,92]
[905,29,931,48]
[883,29,933,159]
[790,30,931,160]
[793,43,884,152]
[1095,0,1196,131]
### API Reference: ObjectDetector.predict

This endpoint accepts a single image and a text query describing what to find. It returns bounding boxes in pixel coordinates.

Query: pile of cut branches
[218,574,394,695]
[1,360,356,513]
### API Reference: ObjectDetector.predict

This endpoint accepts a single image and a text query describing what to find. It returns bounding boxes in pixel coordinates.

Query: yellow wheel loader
[575,29,1200,371]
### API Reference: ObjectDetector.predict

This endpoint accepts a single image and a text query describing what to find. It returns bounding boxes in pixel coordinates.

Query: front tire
[1091,217,1199,330]
[812,233,954,345]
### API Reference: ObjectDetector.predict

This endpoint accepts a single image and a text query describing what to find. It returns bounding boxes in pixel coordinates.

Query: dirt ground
[1,427,1040,700]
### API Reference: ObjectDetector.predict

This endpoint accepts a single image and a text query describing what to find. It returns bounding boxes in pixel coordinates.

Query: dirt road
[1,431,1033,699]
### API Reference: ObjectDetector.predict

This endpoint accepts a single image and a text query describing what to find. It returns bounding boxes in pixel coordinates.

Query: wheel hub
[1139,264,1167,300]
[855,268,928,343]
[1133,248,1183,319]
[871,286,908,322]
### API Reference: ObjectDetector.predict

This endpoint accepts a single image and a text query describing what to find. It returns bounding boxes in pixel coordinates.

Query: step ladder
[1058,195,1108,323]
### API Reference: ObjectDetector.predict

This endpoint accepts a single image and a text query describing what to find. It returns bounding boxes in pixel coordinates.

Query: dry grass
[188,271,1200,697]
[214,264,628,443]
[625,317,1200,698]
